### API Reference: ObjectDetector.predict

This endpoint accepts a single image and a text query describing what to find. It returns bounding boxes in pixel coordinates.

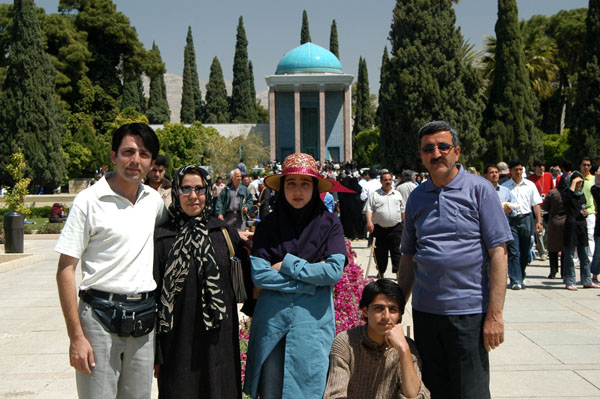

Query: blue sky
[6,0,590,92]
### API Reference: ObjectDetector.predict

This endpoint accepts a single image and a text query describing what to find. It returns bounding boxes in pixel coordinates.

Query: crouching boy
[324,279,430,399]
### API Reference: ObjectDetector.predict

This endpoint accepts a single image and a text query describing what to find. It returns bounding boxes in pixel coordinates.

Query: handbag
[221,227,248,303]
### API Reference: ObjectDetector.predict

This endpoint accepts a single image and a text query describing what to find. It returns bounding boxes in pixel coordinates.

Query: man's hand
[385,324,410,354]
[238,231,254,253]
[366,221,375,233]
[502,203,512,214]
[483,311,504,352]
[69,336,95,374]
[218,214,224,220]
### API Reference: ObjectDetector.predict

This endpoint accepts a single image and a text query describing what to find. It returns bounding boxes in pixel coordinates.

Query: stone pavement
[0,236,599,398]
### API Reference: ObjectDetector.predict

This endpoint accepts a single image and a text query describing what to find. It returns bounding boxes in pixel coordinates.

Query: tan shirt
[324,325,430,399]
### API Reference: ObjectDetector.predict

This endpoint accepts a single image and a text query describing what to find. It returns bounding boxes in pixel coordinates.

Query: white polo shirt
[365,188,404,228]
[55,174,168,294]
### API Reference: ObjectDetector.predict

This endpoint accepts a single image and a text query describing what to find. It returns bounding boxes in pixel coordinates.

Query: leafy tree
[204,56,230,123]
[180,26,199,123]
[329,19,339,59]
[378,0,483,170]
[0,0,66,190]
[568,0,600,160]
[542,130,570,166]
[481,0,542,165]
[547,9,587,135]
[62,112,106,178]
[106,108,149,137]
[353,128,380,167]
[146,42,170,124]
[301,10,311,44]
[186,28,203,121]
[231,16,255,122]
[58,0,148,103]
[4,152,31,217]
[353,57,373,135]
[155,122,206,174]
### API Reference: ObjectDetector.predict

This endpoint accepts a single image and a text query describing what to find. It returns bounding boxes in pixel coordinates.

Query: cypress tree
[480,0,542,165]
[0,0,66,189]
[330,19,339,59]
[180,26,196,123]
[121,58,145,113]
[248,60,258,122]
[568,0,600,160]
[204,56,230,123]
[376,46,391,128]
[188,33,203,122]
[353,57,373,135]
[379,0,483,170]
[231,16,254,122]
[146,42,170,124]
[301,10,311,44]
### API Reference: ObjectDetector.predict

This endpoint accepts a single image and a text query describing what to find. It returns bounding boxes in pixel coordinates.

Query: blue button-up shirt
[401,165,513,315]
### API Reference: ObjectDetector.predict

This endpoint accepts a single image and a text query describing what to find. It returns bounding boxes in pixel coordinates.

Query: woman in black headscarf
[243,153,347,399]
[338,173,364,239]
[153,165,253,398]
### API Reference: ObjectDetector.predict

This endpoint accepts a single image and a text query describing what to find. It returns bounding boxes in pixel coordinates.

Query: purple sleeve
[478,182,513,250]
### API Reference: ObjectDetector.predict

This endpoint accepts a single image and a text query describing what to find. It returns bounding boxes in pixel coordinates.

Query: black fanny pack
[80,290,156,337]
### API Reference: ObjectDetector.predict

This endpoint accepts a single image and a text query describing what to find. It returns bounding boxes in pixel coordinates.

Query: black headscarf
[157,165,226,333]
[252,175,347,264]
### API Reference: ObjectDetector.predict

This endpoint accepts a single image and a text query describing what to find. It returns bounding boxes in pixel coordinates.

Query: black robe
[153,217,254,399]
[338,176,364,239]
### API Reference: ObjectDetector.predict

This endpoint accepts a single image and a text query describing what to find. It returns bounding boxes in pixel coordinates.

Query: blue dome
[276,43,343,75]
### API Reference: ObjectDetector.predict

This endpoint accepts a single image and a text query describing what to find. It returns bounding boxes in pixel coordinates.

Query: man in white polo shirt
[366,171,404,277]
[56,123,168,399]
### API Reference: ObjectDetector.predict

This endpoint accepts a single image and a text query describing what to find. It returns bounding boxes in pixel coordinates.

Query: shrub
[29,206,53,218]
[38,223,63,234]
[0,222,4,244]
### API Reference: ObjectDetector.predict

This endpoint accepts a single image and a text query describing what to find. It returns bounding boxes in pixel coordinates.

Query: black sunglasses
[421,143,454,154]
[178,185,208,195]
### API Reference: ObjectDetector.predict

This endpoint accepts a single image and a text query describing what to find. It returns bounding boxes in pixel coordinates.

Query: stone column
[343,83,352,162]
[268,87,276,161]
[319,84,326,163]
[294,84,301,153]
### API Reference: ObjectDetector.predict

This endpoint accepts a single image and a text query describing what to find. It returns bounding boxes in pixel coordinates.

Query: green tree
[329,19,339,59]
[230,16,254,122]
[353,57,373,136]
[180,26,199,123]
[146,42,170,124]
[58,0,148,104]
[4,152,31,217]
[204,56,230,123]
[481,0,542,165]
[0,0,66,190]
[353,128,380,167]
[248,60,257,122]
[378,0,483,170]
[156,122,205,174]
[300,10,311,44]
[376,46,390,127]
[568,0,600,160]
[121,57,145,113]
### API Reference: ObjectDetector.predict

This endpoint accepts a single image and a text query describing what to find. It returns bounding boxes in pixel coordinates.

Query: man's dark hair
[533,159,545,167]
[359,279,405,315]
[368,168,377,179]
[581,156,592,164]
[483,164,499,175]
[154,154,167,168]
[361,169,369,177]
[509,160,524,169]
[112,123,160,160]
[417,120,459,147]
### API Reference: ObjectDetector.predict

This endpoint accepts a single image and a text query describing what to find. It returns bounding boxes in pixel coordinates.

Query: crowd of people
[53,121,598,399]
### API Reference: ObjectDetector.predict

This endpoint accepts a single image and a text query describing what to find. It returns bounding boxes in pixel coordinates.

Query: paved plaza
[0,235,599,398]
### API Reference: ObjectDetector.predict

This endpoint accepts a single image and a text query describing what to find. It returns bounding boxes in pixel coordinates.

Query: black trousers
[373,222,402,275]
[413,309,490,399]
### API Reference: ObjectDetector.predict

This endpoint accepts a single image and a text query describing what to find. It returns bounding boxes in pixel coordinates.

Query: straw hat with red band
[264,153,333,193]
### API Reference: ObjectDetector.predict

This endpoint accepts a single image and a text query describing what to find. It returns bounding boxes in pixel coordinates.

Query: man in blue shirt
[398,121,512,399]
[484,164,517,212]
